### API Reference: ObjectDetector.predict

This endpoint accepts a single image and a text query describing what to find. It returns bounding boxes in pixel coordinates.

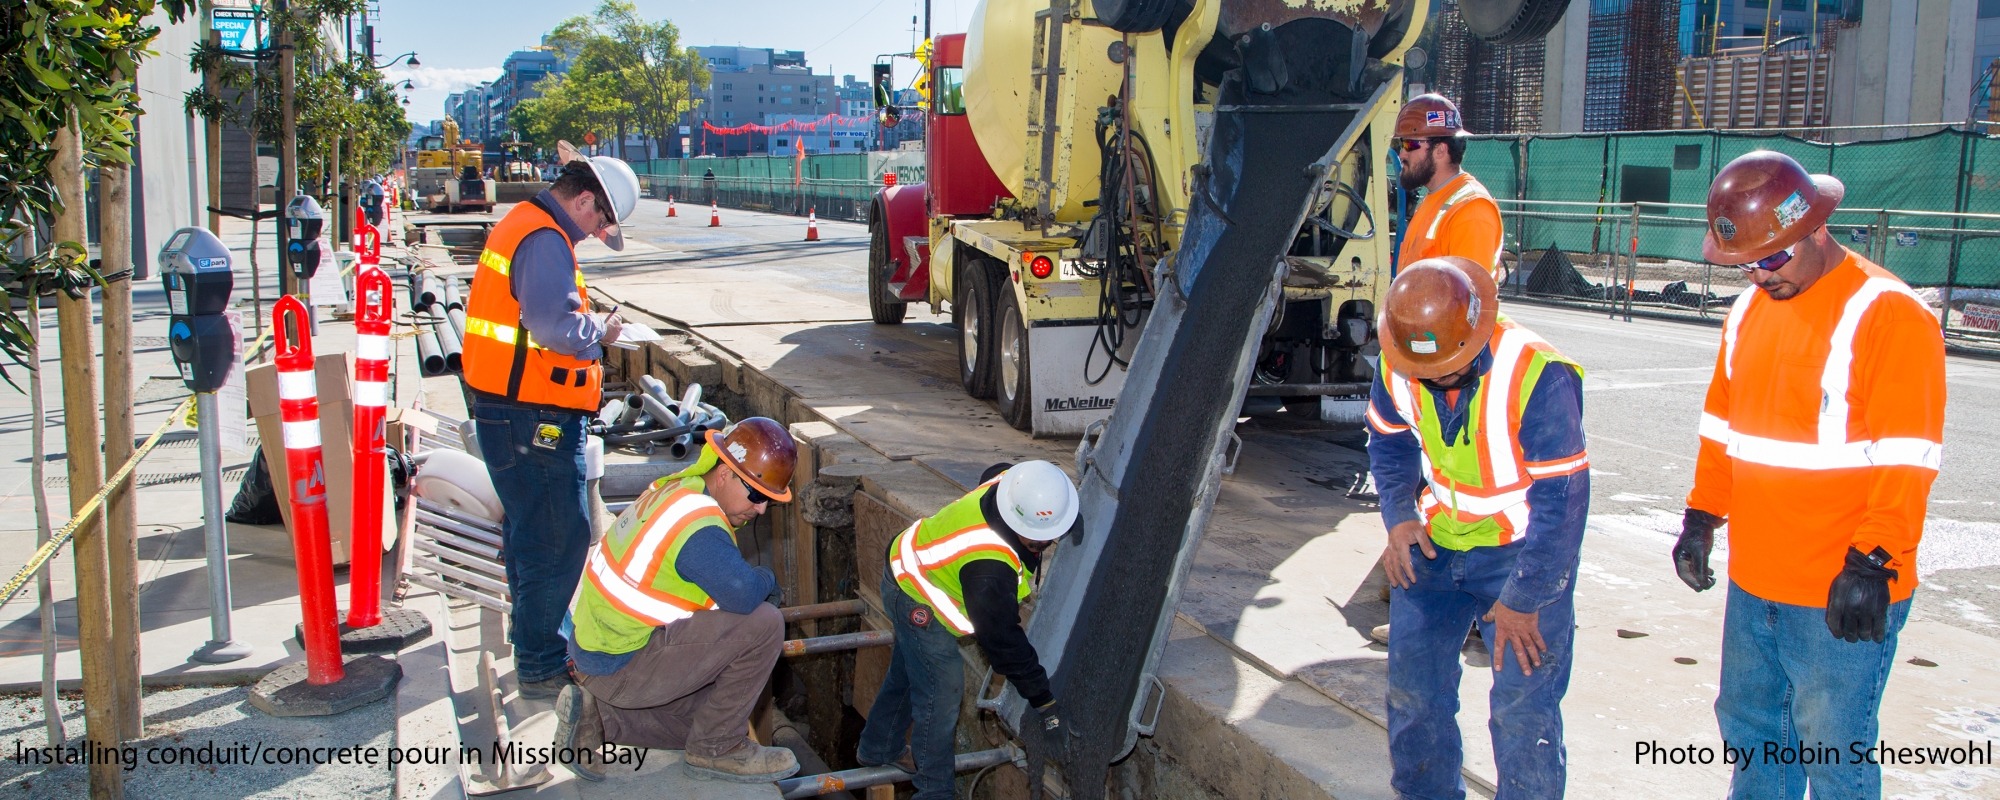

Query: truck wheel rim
[963,292,983,374]
[1000,305,1023,400]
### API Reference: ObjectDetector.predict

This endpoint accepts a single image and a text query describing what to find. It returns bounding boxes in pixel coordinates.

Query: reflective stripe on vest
[889,481,1030,636]
[580,481,729,629]
[461,198,602,410]
[1702,277,1942,471]
[1386,318,1584,548]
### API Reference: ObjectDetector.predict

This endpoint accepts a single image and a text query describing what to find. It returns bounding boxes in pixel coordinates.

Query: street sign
[584,131,598,145]
[212,9,263,53]
[1849,227,1870,245]
[1896,231,1919,247]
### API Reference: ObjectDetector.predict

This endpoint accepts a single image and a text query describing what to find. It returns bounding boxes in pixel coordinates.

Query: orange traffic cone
[667,195,677,217]
[708,201,720,227]
[804,208,820,242]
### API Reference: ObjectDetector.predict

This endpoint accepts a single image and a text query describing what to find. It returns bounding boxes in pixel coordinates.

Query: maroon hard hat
[1702,150,1845,265]
[1377,256,1498,380]
[705,417,797,503]
[1394,94,1469,141]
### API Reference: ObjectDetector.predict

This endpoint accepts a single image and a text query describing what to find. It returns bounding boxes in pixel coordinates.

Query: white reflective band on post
[588,555,694,626]
[278,371,317,401]
[620,493,718,584]
[355,380,389,408]
[357,335,390,361]
[282,420,322,449]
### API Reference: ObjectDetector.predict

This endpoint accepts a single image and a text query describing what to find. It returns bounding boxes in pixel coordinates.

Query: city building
[490,47,565,143]
[682,45,840,156]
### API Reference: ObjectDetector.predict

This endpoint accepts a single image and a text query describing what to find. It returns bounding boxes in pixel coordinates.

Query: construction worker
[1394,93,1505,278]
[1674,150,1945,799]
[856,460,1081,799]
[1366,256,1589,799]
[462,152,639,701]
[553,418,801,783]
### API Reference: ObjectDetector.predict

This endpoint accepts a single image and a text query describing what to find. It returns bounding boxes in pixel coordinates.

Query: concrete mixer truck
[861,1,1574,794]
[867,0,1563,437]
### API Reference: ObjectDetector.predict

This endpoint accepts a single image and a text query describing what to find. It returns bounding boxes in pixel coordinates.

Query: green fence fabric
[1466,128,2000,289]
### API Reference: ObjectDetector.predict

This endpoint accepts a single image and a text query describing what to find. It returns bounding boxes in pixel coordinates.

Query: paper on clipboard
[606,319,663,349]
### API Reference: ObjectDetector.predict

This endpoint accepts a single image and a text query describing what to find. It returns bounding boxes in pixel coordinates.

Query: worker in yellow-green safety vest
[551,417,803,785]
[1365,256,1591,799]
[856,460,1080,800]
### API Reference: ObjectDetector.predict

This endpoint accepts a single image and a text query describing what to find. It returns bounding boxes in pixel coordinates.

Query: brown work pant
[575,604,782,757]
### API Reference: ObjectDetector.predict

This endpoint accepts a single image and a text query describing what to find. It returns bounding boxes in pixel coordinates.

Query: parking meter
[158,227,237,392]
[286,194,327,280]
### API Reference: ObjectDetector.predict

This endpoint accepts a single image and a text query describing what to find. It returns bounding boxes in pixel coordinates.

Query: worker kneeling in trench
[857,459,1083,799]
[552,417,802,783]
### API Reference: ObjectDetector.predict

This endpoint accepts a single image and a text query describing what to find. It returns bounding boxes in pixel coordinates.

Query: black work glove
[1826,547,1898,643]
[1033,699,1083,760]
[1673,508,1722,592]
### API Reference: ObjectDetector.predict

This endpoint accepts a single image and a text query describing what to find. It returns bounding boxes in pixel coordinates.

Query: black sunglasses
[1736,243,1795,274]
[1397,138,1435,153]
[739,473,772,505]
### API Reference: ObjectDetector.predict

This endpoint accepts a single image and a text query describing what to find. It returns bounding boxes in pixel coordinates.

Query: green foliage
[0,0,163,390]
[512,0,709,155]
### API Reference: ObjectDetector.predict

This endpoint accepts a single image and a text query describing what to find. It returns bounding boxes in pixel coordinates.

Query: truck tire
[868,215,908,324]
[957,259,1000,399]
[1094,0,1179,33]
[995,291,1033,431]
[1460,0,1570,46]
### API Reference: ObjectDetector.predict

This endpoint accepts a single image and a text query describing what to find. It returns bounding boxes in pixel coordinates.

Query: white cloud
[386,66,503,93]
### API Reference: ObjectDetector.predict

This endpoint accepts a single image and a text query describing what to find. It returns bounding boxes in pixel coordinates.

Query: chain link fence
[1468,129,2000,355]
[632,151,927,224]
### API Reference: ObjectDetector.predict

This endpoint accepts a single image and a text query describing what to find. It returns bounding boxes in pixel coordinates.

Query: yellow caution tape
[0,393,198,608]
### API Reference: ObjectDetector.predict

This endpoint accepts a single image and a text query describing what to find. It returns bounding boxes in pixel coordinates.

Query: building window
[721,95,733,102]
[720,82,732,89]
[1983,0,2000,19]
[776,138,788,146]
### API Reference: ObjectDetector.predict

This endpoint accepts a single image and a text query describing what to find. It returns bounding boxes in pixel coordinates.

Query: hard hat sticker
[1409,333,1439,354]
[1425,110,1460,129]
[727,442,749,462]
[1714,216,1737,241]
[1774,191,1809,229]
[1466,295,1482,326]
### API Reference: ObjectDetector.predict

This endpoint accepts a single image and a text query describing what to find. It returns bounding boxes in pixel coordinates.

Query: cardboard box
[247,351,357,565]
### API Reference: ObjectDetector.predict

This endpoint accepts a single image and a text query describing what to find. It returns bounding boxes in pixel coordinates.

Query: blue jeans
[857,563,963,800]
[474,398,592,683]
[1387,540,1574,800]
[1716,582,1910,800]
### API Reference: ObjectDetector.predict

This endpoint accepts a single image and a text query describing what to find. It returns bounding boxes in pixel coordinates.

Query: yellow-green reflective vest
[573,474,734,654]
[890,480,1032,636]
[1383,317,1585,550]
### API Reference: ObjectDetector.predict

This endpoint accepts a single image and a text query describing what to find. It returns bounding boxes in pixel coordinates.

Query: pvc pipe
[415,324,446,376]
[777,747,1017,799]
[443,276,465,311]
[430,305,462,373]
[597,398,626,428]
[780,599,866,623]
[272,296,345,685]
[780,629,893,657]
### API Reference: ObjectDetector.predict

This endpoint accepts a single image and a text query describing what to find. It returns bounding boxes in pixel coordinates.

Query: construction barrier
[347,267,392,629]
[273,295,346,685]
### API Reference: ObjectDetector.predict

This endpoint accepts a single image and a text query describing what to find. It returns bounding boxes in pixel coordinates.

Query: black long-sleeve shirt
[959,489,1054,708]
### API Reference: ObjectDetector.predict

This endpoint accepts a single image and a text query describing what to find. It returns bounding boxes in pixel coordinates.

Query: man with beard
[1394,94,1504,278]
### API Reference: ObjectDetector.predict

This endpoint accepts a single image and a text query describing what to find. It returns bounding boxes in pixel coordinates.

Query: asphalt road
[603,198,2000,642]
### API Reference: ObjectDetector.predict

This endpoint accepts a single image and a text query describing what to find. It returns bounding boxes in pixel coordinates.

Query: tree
[526,1,709,158]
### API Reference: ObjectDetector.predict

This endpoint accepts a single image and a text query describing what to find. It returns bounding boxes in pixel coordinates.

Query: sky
[372,0,983,126]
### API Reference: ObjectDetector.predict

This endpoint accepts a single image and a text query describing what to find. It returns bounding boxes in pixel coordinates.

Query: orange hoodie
[1688,250,1945,606]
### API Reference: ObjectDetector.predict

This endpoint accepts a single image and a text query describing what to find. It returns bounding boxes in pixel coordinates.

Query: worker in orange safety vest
[1394,94,1505,279]
[1674,150,1946,799]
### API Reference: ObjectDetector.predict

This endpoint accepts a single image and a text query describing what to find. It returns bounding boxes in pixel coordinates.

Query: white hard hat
[579,155,639,251]
[995,460,1079,542]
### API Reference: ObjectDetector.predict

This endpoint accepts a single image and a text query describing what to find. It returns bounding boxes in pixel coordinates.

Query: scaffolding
[1433,2,1545,134]
[1582,0,1681,132]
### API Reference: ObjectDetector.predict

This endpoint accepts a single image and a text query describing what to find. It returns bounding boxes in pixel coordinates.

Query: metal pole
[1940,133,1972,335]
[192,393,252,663]
[778,746,1016,799]
[781,599,868,623]
[780,629,894,657]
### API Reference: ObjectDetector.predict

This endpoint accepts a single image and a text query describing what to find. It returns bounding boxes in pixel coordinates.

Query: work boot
[684,740,801,783]
[857,746,917,774]
[553,685,604,782]
[520,671,573,701]
[1370,624,1391,645]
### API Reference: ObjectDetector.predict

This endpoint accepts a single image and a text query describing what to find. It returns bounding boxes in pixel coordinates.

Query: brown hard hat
[1378,256,1499,380]
[1703,150,1845,265]
[706,417,797,503]
[1394,94,1469,141]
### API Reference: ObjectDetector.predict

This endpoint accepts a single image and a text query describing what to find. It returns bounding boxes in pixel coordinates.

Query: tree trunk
[28,280,63,749]
[51,117,122,800]
[100,137,145,743]
[205,25,223,235]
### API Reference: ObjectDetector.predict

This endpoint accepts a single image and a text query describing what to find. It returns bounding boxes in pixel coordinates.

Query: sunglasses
[1397,138,1435,153]
[1737,243,1795,274]
[738,473,772,506]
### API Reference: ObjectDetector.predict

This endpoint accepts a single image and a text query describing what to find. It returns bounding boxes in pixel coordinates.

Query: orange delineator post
[273,295,346,685]
[346,267,392,628]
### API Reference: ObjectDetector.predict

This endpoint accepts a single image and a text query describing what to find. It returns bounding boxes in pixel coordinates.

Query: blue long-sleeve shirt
[512,191,605,361]
[1366,348,1589,613]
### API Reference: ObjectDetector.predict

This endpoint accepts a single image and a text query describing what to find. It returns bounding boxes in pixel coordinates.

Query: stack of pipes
[407,271,464,376]
[597,375,727,458]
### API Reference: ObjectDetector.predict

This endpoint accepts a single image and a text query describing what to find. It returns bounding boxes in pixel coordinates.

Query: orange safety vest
[1373,316,1586,548]
[1399,171,1504,278]
[1689,252,1945,606]
[462,198,602,412]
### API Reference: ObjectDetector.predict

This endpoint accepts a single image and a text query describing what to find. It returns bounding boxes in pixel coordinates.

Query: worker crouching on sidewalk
[1674,151,1945,800]
[1365,256,1590,799]
[857,460,1081,800]
[552,418,802,784]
